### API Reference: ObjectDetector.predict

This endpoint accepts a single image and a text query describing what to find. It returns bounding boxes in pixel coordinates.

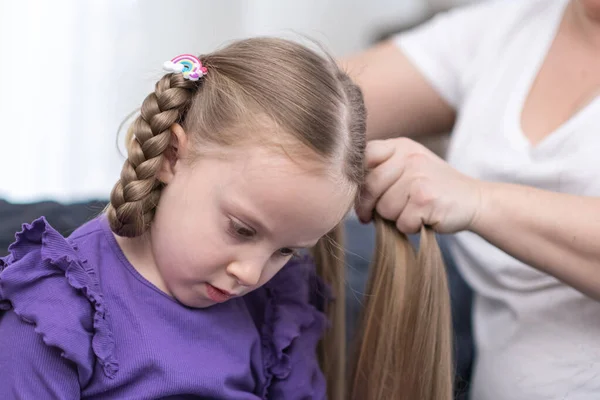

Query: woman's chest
[520,25,600,146]
[448,107,600,197]
[446,39,600,196]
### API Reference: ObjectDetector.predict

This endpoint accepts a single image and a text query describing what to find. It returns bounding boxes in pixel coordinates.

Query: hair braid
[108,73,198,237]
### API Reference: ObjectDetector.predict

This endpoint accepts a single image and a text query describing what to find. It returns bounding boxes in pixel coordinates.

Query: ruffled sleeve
[249,254,332,400]
[0,217,118,387]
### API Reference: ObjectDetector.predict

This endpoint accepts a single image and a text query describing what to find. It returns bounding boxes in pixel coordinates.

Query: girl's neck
[114,231,171,294]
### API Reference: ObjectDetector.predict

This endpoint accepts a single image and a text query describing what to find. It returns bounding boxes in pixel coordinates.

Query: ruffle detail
[0,217,118,384]
[258,254,332,398]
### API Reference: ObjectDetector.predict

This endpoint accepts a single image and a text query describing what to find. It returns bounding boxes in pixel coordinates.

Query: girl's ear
[158,123,189,184]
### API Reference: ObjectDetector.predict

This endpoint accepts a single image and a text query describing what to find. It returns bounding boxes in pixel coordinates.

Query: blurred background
[0,3,482,397]
[0,0,478,203]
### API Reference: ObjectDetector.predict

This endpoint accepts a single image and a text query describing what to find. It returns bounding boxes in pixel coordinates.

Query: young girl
[0,37,453,400]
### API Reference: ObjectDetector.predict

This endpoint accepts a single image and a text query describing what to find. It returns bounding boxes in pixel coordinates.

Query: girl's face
[147,128,354,308]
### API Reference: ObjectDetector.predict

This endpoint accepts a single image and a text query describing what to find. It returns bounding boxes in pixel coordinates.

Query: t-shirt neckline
[506,0,600,156]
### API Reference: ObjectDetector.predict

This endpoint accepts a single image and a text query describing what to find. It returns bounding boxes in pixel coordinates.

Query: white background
[0,0,475,203]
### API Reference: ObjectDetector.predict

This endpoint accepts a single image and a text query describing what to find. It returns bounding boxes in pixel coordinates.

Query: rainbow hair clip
[163,54,208,81]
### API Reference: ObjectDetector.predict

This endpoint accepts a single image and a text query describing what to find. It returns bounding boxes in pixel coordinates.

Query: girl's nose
[226,259,263,287]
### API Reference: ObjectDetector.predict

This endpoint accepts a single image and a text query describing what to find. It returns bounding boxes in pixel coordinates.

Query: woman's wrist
[466,179,495,234]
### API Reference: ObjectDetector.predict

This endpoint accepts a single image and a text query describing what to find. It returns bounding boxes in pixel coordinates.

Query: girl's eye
[229,219,256,238]
[278,248,297,257]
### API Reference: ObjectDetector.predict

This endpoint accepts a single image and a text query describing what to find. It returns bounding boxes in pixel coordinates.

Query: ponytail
[314,216,453,400]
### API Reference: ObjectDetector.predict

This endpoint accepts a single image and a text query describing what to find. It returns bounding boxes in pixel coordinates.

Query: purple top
[0,216,329,399]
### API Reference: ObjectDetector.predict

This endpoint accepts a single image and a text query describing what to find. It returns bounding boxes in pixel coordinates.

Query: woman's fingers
[357,137,481,233]
[357,158,405,222]
[364,140,396,169]
[356,139,419,222]
[374,175,410,223]
[395,196,427,234]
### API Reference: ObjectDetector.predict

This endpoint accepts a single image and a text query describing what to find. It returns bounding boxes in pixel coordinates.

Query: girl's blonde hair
[107,37,453,400]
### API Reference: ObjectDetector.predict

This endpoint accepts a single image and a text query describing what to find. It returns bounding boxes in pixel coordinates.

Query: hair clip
[163,54,208,81]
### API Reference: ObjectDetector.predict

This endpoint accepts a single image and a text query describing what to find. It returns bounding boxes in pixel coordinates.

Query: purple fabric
[0,216,329,399]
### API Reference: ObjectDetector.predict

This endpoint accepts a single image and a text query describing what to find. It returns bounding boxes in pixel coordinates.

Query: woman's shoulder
[403,0,566,52]
[0,216,118,386]
[430,0,563,25]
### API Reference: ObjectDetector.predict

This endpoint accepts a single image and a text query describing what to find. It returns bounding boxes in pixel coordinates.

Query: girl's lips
[205,283,232,303]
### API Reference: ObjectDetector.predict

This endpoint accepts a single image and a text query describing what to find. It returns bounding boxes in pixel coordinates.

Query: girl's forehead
[188,120,335,172]
[198,141,337,180]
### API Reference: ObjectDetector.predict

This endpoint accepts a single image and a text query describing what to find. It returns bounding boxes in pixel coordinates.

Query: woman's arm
[357,138,600,301]
[342,1,517,141]
[472,182,600,300]
[340,40,456,141]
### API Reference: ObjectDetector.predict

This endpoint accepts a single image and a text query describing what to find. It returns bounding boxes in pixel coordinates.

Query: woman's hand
[357,138,600,299]
[356,138,483,234]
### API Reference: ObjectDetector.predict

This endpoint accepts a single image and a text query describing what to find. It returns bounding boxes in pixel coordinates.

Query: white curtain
[0,0,426,203]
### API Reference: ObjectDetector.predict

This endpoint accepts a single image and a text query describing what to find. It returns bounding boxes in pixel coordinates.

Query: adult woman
[345,0,600,399]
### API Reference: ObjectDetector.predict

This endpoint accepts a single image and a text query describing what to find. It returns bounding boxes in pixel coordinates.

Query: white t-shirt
[395,1,600,399]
